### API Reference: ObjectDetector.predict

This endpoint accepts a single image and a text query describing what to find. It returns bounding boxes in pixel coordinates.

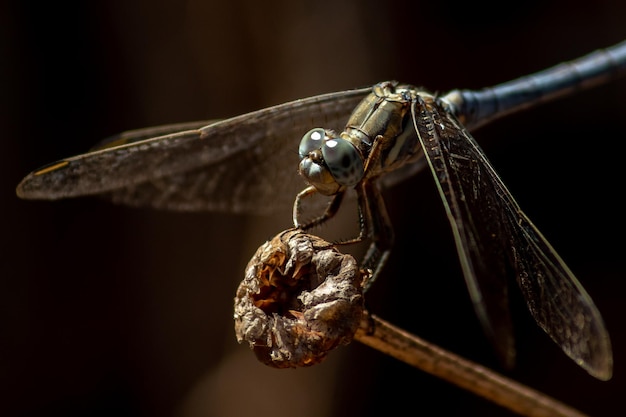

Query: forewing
[91,120,221,150]
[412,99,612,379]
[17,87,371,213]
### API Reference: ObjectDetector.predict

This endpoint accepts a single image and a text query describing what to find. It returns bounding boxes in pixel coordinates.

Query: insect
[17,40,626,382]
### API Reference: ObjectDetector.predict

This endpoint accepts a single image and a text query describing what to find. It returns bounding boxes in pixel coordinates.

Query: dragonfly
[17,40,626,382]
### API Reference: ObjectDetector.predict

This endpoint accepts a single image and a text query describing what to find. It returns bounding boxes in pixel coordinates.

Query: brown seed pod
[234,229,366,368]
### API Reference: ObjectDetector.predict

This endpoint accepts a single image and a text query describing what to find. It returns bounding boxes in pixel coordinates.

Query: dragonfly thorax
[298,127,365,195]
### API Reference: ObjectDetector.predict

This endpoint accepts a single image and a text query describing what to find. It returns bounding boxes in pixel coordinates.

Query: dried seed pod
[234,229,366,368]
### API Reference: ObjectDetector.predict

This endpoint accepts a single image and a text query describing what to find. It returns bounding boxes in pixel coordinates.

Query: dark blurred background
[2,1,625,416]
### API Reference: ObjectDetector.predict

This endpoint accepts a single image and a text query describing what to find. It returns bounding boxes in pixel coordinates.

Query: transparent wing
[412,99,613,380]
[16,87,372,213]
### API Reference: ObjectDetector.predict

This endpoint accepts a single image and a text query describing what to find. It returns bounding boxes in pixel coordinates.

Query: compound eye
[321,138,364,186]
[299,128,326,159]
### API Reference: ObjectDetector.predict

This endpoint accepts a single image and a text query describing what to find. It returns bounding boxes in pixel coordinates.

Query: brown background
[2,0,626,416]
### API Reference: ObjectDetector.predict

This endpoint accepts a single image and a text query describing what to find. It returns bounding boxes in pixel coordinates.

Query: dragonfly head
[298,128,364,195]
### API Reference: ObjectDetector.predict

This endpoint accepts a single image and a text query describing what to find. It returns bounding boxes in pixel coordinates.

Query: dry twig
[234,230,589,417]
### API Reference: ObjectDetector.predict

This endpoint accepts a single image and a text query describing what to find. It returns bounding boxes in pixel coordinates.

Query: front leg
[293,185,345,230]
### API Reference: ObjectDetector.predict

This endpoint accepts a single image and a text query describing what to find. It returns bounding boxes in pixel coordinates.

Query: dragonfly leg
[357,179,394,291]
[292,185,345,230]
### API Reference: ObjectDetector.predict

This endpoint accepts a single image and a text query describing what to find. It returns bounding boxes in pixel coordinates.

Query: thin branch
[355,311,588,417]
